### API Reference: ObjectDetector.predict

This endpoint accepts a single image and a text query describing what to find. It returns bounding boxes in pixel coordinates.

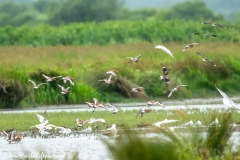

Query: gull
[39,128,50,138]
[195,51,216,66]
[130,87,144,93]
[56,127,71,136]
[104,70,118,77]
[160,67,170,83]
[103,124,117,137]
[42,74,62,82]
[201,22,226,29]
[195,120,202,126]
[126,54,142,63]
[154,45,173,58]
[215,86,240,110]
[182,43,198,52]
[136,107,152,118]
[62,76,74,86]
[183,120,194,126]
[57,84,71,94]
[209,118,218,126]
[35,113,48,125]
[168,85,188,98]
[193,32,217,37]
[0,84,7,93]
[75,117,90,127]
[80,126,92,133]
[28,80,47,89]
[153,118,180,127]
[147,100,165,108]
[99,75,113,84]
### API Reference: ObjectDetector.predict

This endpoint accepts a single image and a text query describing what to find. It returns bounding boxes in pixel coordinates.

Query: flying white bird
[201,22,226,29]
[154,45,173,58]
[168,85,188,98]
[126,54,142,63]
[28,80,47,89]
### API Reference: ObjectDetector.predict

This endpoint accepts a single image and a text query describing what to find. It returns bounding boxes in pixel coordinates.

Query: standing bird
[57,84,71,94]
[28,80,47,89]
[154,45,173,58]
[0,84,7,93]
[201,22,227,29]
[42,74,62,82]
[168,85,188,98]
[136,107,152,118]
[160,67,170,83]
[126,54,142,63]
[195,51,216,66]
[104,70,118,77]
[182,43,198,52]
[130,87,144,93]
[62,76,74,86]
[99,75,114,84]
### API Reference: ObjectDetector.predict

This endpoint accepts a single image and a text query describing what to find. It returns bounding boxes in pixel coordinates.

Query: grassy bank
[0,42,240,108]
[0,108,239,131]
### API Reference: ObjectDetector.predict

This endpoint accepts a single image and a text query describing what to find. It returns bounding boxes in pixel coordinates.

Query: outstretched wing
[201,22,212,25]
[215,23,226,29]
[195,51,204,58]
[28,80,36,86]
[216,86,239,109]
[168,89,175,98]
[135,54,142,59]
[42,74,50,79]
[0,84,7,93]
[182,44,189,52]
[39,83,47,86]
[205,58,216,66]
[162,67,169,75]
[35,113,45,124]
[107,75,113,81]
[52,76,62,79]
[58,84,65,91]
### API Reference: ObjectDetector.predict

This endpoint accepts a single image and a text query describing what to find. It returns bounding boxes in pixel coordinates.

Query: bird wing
[193,32,200,35]
[210,34,217,37]
[216,86,239,109]
[64,87,70,92]
[215,23,226,29]
[182,45,189,52]
[168,89,175,98]
[42,74,50,79]
[35,113,45,124]
[162,67,169,75]
[28,80,36,86]
[52,76,62,79]
[195,51,204,58]
[161,46,173,57]
[107,75,113,81]
[126,57,133,59]
[39,83,47,86]
[58,84,65,91]
[135,54,142,59]
[177,85,188,87]
[205,58,216,66]
[202,22,212,25]
[0,84,7,93]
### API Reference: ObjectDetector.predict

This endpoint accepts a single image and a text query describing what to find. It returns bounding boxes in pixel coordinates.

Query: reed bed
[0,42,240,108]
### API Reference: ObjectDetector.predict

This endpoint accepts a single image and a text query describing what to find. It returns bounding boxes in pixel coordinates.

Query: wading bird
[168,85,188,98]
[154,45,173,57]
[195,51,216,66]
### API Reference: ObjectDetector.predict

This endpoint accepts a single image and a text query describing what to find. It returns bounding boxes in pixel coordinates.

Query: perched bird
[57,84,71,94]
[182,43,198,52]
[210,118,219,126]
[215,86,240,110]
[62,76,74,86]
[130,87,144,93]
[136,107,152,118]
[104,70,118,77]
[126,54,142,63]
[160,67,170,83]
[168,85,188,98]
[195,120,202,126]
[201,22,226,29]
[193,32,217,37]
[28,80,47,89]
[0,84,7,93]
[99,75,114,84]
[147,100,165,108]
[195,51,216,66]
[42,74,62,82]
[154,45,173,58]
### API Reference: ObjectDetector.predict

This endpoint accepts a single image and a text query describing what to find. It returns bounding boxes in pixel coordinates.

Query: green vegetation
[0,20,239,46]
[105,113,240,160]
[0,109,239,131]
[1,42,240,108]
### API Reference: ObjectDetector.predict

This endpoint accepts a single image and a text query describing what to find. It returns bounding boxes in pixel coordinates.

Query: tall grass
[0,42,240,107]
[0,20,239,46]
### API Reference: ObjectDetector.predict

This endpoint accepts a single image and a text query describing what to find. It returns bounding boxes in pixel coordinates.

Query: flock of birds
[1,21,239,144]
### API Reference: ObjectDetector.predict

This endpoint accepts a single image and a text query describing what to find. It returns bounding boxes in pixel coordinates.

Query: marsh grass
[0,42,240,107]
[0,109,239,131]
[105,113,240,160]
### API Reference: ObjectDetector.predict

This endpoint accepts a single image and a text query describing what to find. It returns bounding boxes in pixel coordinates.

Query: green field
[0,42,240,108]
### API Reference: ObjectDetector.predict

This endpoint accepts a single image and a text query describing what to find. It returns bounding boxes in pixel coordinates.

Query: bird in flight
[168,85,188,98]
[201,22,226,29]
[193,32,217,37]
[195,51,216,66]
[126,54,142,63]
[154,45,173,58]
[160,67,170,83]
[182,43,198,52]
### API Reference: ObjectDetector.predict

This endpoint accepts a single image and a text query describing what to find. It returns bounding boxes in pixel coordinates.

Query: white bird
[182,43,198,52]
[130,87,144,93]
[80,126,92,133]
[104,70,118,77]
[210,118,219,126]
[136,107,152,118]
[75,117,90,127]
[112,106,121,114]
[195,120,202,126]
[39,128,50,138]
[99,75,113,84]
[103,124,117,137]
[57,84,71,94]
[168,85,188,98]
[147,100,165,107]
[195,51,216,66]
[154,45,173,57]
[201,22,226,29]
[42,74,62,82]
[153,118,180,127]
[183,120,194,126]
[126,54,142,63]
[35,113,48,125]
[28,80,47,89]
[88,118,106,125]
[56,127,71,136]
[62,76,74,86]
[216,86,240,110]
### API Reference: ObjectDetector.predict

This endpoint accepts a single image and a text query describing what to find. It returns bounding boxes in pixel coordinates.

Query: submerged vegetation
[0,42,240,108]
